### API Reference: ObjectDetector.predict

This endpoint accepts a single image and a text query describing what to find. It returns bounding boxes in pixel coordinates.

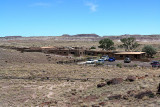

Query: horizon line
[1,34,160,38]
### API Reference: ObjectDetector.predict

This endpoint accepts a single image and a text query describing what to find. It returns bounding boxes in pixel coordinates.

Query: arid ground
[0,37,160,107]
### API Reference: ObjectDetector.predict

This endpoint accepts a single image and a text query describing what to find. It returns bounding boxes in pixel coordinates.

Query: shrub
[116,63,122,68]
[142,45,157,58]
[99,38,115,50]
[95,62,104,66]
[98,54,102,58]
[133,64,137,67]
[90,46,96,49]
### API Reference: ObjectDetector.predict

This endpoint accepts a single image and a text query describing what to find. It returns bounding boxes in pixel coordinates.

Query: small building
[85,50,115,56]
[114,52,146,60]
[23,47,42,52]
[41,47,56,53]
[42,47,86,56]
[18,46,147,61]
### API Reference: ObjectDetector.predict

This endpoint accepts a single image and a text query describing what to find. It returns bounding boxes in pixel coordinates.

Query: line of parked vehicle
[86,55,116,64]
[85,55,133,64]
[86,56,160,68]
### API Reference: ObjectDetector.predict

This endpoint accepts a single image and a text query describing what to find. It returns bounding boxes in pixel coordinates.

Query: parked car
[108,57,116,62]
[96,59,105,64]
[150,61,160,67]
[86,59,95,64]
[101,55,109,61]
[124,57,131,63]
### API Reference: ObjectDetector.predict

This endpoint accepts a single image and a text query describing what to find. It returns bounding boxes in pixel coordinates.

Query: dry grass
[1,39,160,52]
[1,62,160,106]
[0,39,160,106]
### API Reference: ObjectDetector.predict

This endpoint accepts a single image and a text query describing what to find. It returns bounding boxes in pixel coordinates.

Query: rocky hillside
[62,34,100,37]
[1,34,160,42]
[58,34,160,42]
[104,34,160,42]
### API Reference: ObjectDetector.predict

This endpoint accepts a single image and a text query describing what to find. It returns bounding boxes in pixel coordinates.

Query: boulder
[127,90,137,97]
[97,83,106,88]
[135,91,155,99]
[126,75,136,82]
[137,76,146,80]
[108,94,122,100]
[123,95,129,100]
[157,83,160,95]
[46,77,49,80]
[99,102,105,106]
[92,105,100,107]
[145,74,149,77]
[107,78,123,85]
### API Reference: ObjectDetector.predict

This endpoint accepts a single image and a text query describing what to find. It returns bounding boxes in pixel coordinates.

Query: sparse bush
[133,64,137,67]
[90,46,96,49]
[98,54,102,58]
[142,45,157,58]
[116,63,122,68]
[81,74,86,77]
[95,62,104,66]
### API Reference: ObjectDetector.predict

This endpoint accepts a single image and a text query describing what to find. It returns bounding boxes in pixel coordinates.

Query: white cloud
[30,2,51,7]
[86,2,98,12]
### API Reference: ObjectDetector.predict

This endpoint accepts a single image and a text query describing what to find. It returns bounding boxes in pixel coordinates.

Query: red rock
[137,76,146,79]
[92,105,100,107]
[107,78,123,85]
[126,75,136,82]
[157,83,160,95]
[135,91,155,99]
[108,94,122,100]
[127,90,137,97]
[97,83,106,88]
[145,74,149,77]
[99,102,105,106]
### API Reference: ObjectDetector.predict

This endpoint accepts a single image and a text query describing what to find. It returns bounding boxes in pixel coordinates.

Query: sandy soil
[0,39,160,106]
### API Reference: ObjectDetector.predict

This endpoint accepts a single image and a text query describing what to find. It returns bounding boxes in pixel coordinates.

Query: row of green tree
[98,38,157,58]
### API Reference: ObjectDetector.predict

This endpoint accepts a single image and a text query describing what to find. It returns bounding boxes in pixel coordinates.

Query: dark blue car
[150,61,160,67]
[108,57,116,62]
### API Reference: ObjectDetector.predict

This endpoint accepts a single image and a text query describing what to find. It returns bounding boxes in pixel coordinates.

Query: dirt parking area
[79,60,152,68]
[104,60,151,67]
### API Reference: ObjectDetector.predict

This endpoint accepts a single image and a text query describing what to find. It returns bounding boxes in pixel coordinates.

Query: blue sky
[0,0,160,37]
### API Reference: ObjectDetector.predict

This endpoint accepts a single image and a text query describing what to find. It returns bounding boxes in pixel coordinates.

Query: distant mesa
[61,34,70,37]
[1,34,160,42]
[61,34,160,40]
[103,34,160,41]
[61,34,100,38]
[73,34,100,37]
[5,36,22,39]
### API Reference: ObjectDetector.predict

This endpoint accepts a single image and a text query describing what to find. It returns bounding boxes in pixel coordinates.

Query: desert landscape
[0,35,160,107]
[1,0,160,106]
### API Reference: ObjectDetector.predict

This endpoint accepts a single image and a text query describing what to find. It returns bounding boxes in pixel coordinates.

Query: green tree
[119,37,140,51]
[98,38,115,51]
[90,46,96,49]
[142,45,157,58]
